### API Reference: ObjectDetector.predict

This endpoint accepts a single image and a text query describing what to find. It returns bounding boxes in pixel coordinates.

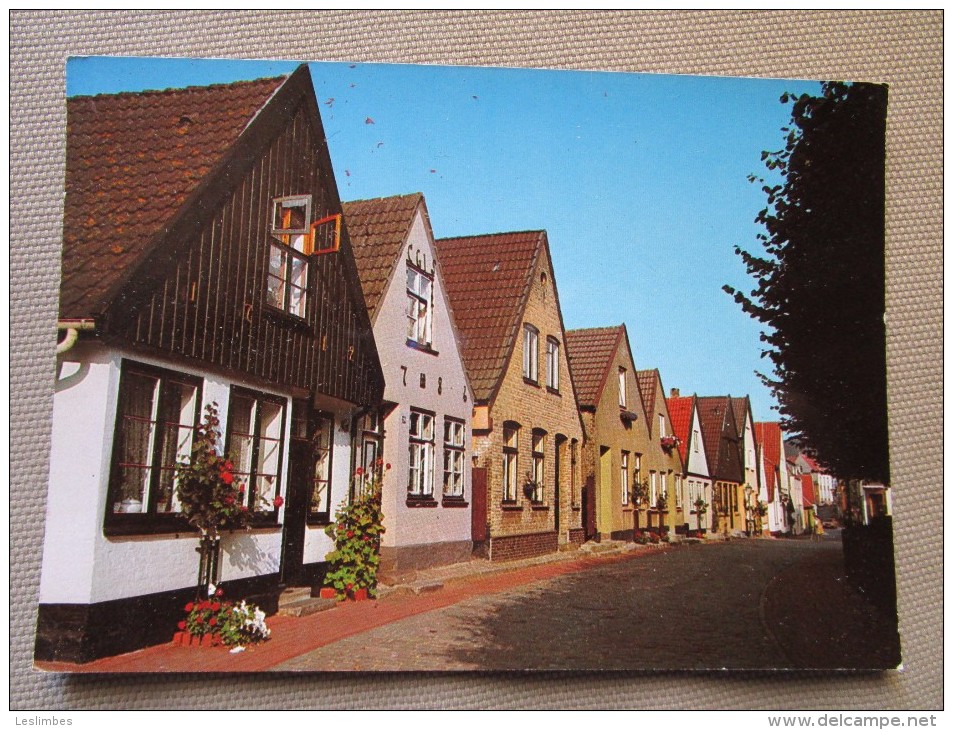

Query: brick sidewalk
[35,544,676,673]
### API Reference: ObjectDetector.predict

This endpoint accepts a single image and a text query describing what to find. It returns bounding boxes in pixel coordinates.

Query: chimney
[670,387,680,398]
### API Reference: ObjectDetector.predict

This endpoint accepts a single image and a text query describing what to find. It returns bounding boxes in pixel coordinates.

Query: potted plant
[693,497,709,535]
[322,462,387,600]
[522,472,540,502]
[660,436,679,452]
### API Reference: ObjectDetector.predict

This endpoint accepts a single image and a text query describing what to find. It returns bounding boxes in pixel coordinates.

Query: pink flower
[355,467,365,476]
[215,588,224,597]
[273,495,284,509]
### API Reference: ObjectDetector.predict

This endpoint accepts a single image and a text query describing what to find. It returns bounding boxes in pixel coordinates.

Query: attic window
[268,195,313,318]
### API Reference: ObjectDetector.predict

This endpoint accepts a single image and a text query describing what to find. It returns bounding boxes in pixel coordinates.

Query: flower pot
[319,587,337,600]
[351,588,369,601]
[173,631,186,646]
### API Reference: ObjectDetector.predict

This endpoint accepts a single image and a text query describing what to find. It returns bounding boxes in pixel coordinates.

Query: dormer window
[267,195,313,319]
[406,264,434,348]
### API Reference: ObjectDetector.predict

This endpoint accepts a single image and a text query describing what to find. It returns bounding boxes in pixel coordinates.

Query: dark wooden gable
[716,403,745,483]
[100,66,383,407]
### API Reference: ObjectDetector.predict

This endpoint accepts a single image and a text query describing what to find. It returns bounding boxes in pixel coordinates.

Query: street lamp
[744,484,754,537]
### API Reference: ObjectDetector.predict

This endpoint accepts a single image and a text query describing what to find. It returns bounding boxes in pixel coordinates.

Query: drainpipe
[56,319,96,355]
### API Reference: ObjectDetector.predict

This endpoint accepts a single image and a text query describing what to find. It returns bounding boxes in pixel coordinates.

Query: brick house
[435,231,586,560]
[635,370,686,535]
[665,391,713,533]
[731,396,762,535]
[37,65,385,662]
[342,193,474,575]
[565,325,651,541]
[696,397,746,536]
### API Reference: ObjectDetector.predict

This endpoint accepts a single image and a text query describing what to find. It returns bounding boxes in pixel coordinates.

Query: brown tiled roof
[666,395,695,463]
[731,396,753,441]
[636,369,659,434]
[697,396,744,482]
[342,193,424,319]
[755,421,781,501]
[564,326,624,408]
[434,231,543,402]
[61,74,288,318]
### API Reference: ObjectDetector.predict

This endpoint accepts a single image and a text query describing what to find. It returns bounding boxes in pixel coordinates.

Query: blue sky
[67,56,821,423]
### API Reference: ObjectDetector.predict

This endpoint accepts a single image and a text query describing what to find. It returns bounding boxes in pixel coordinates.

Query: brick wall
[568,527,586,545]
[490,531,559,562]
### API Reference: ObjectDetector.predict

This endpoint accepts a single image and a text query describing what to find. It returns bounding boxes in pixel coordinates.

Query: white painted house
[731,396,761,536]
[343,194,475,575]
[754,422,790,535]
[666,392,714,533]
[37,66,385,663]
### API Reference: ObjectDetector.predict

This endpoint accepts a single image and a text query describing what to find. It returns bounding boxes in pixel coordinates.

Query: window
[106,362,201,527]
[443,418,466,498]
[634,454,642,497]
[406,265,434,347]
[650,471,658,506]
[546,337,560,390]
[523,325,539,382]
[675,474,682,508]
[658,414,666,438]
[408,410,435,497]
[693,429,699,452]
[267,196,312,318]
[621,451,630,505]
[570,439,579,506]
[354,411,383,498]
[502,423,519,502]
[227,389,286,513]
[311,415,334,518]
[531,430,546,503]
[618,367,627,408]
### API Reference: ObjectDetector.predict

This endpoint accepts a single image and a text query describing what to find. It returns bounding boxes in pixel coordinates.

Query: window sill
[103,517,281,537]
[406,497,439,508]
[307,515,332,527]
[406,339,439,356]
[571,505,581,511]
[546,386,561,396]
[262,303,312,332]
[530,504,549,511]
[441,498,469,508]
[501,503,523,511]
[522,377,540,388]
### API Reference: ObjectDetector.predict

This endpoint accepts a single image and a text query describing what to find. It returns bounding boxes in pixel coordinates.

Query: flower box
[318,587,337,600]
[350,588,369,601]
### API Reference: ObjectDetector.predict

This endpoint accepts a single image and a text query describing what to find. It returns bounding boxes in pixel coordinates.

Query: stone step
[277,596,338,617]
[277,587,312,608]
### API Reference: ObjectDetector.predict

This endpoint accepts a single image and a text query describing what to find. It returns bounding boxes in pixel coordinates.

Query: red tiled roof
[636,369,659,433]
[434,231,543,402]
[61,74,288,318]
[801,473,816,507]
[799,453,823,473]
[666,395,695,463]
[342,193,424,319]
[754,421,782,502]
[564,326,624,408]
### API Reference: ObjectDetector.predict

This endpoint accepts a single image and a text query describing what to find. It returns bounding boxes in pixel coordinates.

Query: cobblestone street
[276,534,900,671]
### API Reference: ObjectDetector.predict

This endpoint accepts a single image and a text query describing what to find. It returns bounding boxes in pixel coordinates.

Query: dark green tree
[724,81,889,483]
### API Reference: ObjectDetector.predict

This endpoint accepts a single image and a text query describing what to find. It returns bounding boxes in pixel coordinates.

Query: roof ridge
[67,74,290,102]
[344,191,424,206]
[437,229,545,242]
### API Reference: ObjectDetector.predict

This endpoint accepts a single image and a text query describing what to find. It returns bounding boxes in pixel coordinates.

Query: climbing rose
[386,463,392,470]
[211,602,221,611]
[209,617,217,627]
[347,530,354,538]
[273,495,284,509]
[178,621,186,630]
[220,470,234,485]
[224,495,235,505]
[185,602,194,611]
[355,467,364,476]
[215,588,224,597]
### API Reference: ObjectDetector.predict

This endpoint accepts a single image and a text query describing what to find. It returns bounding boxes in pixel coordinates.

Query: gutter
[56,319,96,355]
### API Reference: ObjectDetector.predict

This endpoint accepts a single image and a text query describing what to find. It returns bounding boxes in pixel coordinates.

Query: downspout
[56,319,96,355]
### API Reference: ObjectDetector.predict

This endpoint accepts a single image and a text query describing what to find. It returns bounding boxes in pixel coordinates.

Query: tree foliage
[724,81,889,483]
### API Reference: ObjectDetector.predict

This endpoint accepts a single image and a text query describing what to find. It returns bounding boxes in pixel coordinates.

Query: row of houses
[37,65,838,663]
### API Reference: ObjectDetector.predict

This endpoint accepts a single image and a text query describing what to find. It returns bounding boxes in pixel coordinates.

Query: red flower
[215,588,224,597]
[376,458,384,467]
[224,461,234,470]
[196,614,204,624]
[346,583,354,591]
[211,602,221,611]
[177,621,186,630]
[224,495,235,505]
[273,495,284,509]
[347,530,354,539]
[386,463,392,470]
[363,536,369,542]
[209,617,217,627]
[221,470,235,485]
[355,467,365,476]
[185,602,194,612]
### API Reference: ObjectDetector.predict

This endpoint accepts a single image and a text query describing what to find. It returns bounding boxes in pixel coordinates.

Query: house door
[583,475,598,542]
[471,467,488,551]
[280,400,313,586]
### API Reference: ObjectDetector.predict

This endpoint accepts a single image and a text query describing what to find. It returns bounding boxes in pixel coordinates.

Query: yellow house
[565,325,651,541]
[636,370,686,537]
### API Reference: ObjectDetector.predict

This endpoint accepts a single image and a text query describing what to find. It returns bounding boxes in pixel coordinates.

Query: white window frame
[268,195,312,319]
[659,413,666,438]
[503,424,519,502]
[406,264,434,347]
[443,417,465,498]
[650,471,657,506]
[523,325,539,382]
[619,367,627,408]
[621,451,630,505]
[531,430,546,503]
[545,337,560,390]
[227,388,286,512]
[408,410,435,497]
